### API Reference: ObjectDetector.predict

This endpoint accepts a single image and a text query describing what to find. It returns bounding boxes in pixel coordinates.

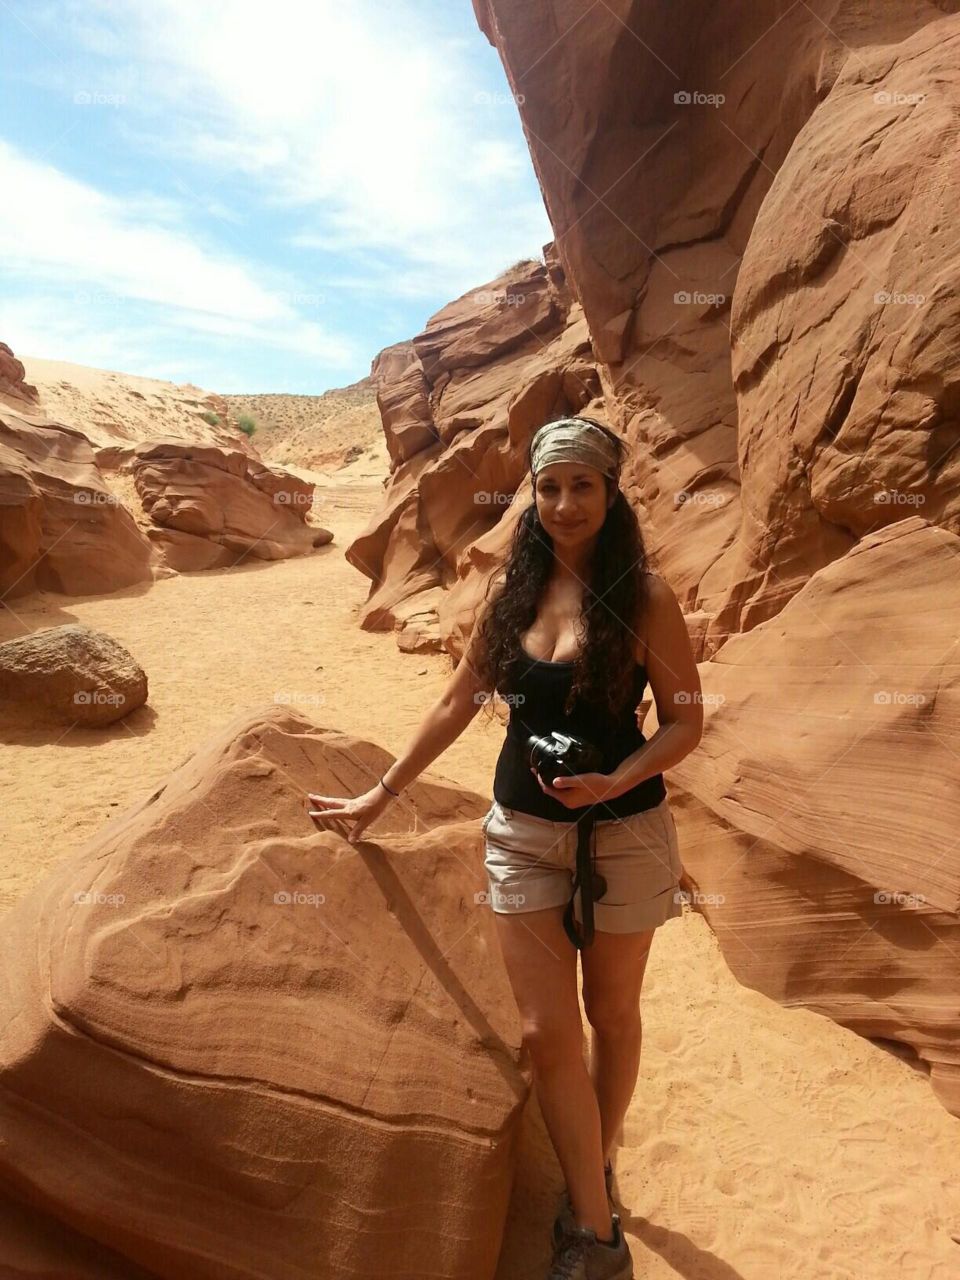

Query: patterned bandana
[529,418,621,483]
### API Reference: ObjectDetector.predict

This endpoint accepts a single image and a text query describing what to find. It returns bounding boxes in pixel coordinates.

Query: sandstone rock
[350,249,604,644]
[345,440,446,631]
[0,1191,157,1279]
[473,0,960,641]
[132,439,333,569]
[0,706,528,1278]
[372,340,438,469]
[706,14,960,645]
[0,624,148,728]
[0,411,154,600]
[0,343,38,405]
[667,517,960,1114]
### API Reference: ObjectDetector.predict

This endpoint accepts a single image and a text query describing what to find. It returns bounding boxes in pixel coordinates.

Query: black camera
[526,731,604,788]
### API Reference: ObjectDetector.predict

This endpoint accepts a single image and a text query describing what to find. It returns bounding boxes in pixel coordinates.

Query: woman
[308,416,703,1280]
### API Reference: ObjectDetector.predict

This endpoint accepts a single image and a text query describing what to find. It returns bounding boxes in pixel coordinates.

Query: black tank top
[492,649,667,821]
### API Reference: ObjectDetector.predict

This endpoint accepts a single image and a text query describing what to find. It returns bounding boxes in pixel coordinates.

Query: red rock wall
[469,0,960,1116]
[473,0,960,651]
[347,248,605,651]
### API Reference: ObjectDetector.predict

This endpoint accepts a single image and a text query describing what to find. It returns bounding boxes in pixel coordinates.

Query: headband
[529,418,621,483]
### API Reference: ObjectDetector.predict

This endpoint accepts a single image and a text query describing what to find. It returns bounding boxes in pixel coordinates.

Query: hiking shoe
[546,1211,632,1279]
[552,1160,614,1247]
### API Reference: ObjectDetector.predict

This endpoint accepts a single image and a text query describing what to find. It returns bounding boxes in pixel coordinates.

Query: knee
[584,1000,642,1041]
[520,1020,582,1071]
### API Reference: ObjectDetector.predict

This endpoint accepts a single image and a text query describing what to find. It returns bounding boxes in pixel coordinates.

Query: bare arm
[308,604,495,841]
[604,573,703,799]
[379,617,493,794]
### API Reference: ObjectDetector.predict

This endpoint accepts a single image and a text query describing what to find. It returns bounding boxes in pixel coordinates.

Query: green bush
[200,410,220,425]
[237,414,257,437]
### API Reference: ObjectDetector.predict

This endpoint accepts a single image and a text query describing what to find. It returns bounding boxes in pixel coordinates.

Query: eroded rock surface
[0,706,528,1278]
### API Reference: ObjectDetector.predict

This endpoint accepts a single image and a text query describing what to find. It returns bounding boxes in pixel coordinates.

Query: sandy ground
[1,462,959,1278]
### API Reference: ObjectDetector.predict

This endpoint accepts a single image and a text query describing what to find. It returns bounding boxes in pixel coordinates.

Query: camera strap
[562,806,608,949]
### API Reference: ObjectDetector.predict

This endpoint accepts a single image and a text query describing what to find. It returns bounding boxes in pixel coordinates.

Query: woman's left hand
[531,767,615,808]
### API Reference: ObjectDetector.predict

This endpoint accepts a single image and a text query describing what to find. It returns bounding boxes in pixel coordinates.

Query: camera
[525,731,603,788]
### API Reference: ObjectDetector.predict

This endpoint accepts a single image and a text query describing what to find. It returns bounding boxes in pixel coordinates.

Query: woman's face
[534,462,613,544]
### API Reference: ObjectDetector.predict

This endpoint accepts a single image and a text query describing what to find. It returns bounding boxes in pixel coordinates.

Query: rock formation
[667,516,960,1115]
[132,439,332,570]
[0,706,527,1278]
[0,407,155,600]
[0,343,38,405]
[472,0,960,655]
[0,345,334,598]
[0,623,148,728]
[342,0,960,1119]
[347,249,604,650]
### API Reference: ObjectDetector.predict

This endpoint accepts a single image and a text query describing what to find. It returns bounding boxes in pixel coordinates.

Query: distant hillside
[224,377,385,472]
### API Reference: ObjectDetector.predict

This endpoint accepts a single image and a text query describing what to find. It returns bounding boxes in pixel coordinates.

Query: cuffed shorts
[481,796,684,934]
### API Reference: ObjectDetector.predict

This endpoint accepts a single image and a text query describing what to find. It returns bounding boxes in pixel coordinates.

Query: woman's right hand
[307,783,395,845]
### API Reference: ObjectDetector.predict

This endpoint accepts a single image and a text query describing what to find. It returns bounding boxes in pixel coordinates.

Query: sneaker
[552,1160,614,1246]
[546,1212,632,1279]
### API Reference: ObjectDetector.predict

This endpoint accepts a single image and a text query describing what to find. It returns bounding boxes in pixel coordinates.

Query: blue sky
[0,0,552,393]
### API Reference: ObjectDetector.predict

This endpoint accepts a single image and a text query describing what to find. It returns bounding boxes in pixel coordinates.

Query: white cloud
[64,0,551,283]
[1,0,552,387]
[0,139,356,365]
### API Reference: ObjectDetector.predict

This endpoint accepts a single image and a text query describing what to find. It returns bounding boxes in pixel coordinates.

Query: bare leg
[590,1013,643,1163]
[493,907,614,1241]
[582,928,655,1164]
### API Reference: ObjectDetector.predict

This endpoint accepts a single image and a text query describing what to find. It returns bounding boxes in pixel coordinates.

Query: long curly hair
[471,415,652,723]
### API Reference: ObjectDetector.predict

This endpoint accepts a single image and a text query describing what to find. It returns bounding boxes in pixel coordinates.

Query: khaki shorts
[481,796,684,934]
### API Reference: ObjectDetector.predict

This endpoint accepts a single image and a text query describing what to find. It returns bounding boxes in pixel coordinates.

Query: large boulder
[0,623,148,728]
[667,517,960,1114]
[132,439,333,569]
[0,706,528,1278]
